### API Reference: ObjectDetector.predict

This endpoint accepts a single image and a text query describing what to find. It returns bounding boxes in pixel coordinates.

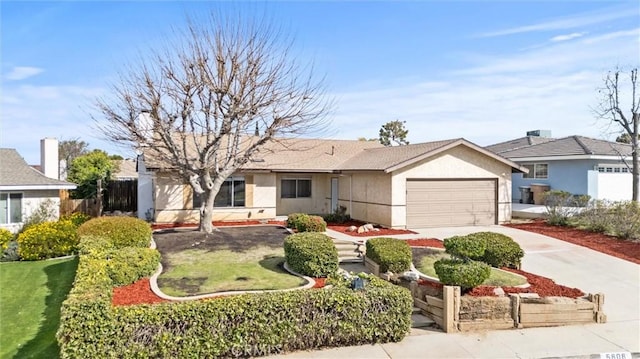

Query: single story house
[486,131,633,202]
[138,137,526,229]
[0,138,77,233]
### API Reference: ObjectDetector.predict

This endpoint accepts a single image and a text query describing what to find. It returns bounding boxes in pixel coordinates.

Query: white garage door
[406,179,497,228]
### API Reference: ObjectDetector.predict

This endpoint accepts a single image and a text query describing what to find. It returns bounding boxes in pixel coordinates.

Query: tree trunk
[632,139,639,202]
[199,189,217,233]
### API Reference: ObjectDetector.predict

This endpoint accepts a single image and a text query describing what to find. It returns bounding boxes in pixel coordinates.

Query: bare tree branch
[94,11,332,232]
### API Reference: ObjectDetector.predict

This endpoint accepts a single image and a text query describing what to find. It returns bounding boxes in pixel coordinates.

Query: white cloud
[328,26,638,147]
[551,32,586,42]
[4,66,44,81]
[478,8,633,37]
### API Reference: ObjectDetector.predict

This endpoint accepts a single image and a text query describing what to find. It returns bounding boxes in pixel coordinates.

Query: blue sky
[1,1,639,164]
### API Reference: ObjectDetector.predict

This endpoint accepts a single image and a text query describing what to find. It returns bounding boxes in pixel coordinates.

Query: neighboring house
[137,137,526,229]
[486,131,633,202]
[0,138,77,233]
[112,159,138,181]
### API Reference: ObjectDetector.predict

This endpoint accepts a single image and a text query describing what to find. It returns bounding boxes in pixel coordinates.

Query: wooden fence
[59,179,137,217]
[59,190,101,217]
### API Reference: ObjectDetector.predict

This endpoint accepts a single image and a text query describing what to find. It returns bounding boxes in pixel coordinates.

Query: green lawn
[414,249,528,287]
[158,246,307,297]
[0,257,78,359]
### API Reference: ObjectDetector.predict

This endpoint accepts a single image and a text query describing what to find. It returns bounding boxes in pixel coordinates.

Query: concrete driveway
[275,225,639,359]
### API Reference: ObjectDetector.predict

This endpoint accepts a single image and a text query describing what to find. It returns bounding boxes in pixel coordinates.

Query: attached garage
[406,179,497,228]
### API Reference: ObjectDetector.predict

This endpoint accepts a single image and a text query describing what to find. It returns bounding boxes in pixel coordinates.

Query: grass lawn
[414,249,527,287]
[158,246,306,297]
[0,257,78,359]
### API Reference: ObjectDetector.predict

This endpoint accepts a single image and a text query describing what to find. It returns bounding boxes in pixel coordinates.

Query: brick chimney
[40,138,59,179]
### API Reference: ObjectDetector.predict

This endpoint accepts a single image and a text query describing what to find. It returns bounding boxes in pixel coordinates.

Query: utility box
[519,186,533,204]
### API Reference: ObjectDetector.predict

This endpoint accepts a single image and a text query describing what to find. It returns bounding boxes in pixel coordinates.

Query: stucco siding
[392,146,512,227]
[275,173,331,215]
[1,190,61,233]
[337,172,392,227]
[511,159,625,201]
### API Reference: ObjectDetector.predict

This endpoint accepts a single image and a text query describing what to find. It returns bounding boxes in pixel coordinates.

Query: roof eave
[506,155,631,162]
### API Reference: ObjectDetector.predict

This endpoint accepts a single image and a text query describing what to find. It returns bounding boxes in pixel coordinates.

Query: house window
[523,164,548,179]
[192,177,245,208]
[0,193,22,224]
[281,178,312,198]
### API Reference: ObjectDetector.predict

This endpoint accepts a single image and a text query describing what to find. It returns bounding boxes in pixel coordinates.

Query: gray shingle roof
[496,136,632,158]
[0,148,77,188]
[485,136,556,154]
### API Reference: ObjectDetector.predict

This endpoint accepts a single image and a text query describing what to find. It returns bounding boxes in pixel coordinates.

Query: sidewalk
[272,225,640,359]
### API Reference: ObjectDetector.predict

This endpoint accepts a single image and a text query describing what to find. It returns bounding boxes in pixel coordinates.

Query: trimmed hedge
[17,220,79,260]
[443,235,486,261]
[105,247,161,286]
[466,232,524,269]
[434,259,491,290]
[61,212,92,228]
[296,215,327,232]
[286,213,307,229]
[365,237,412,273]
[58,243,412,357]
[77,216,152,249]
[284,233,338,277]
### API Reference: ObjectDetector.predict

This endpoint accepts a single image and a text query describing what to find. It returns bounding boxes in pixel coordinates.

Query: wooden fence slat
[521,311,595,323]
[520,303,594,314]
[426,296,444,308]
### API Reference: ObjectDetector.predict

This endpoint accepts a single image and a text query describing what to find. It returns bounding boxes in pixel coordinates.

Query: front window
[193,177,245,208]
[0,193,23,224]
[281,178,312,198]
[523,163,548,179]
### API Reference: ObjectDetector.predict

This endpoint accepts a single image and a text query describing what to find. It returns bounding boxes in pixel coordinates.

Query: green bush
[284,232,338,277]
[18,199,58,234]
[17,220,79,260]
[365,237,412,273]
[286,213,307,229]
[323,205,351,224]
[61,212,92,227]
[295,215,327,232]
[1,241,19,262]
[544,190,583,226]
[466,232,524,269]
[77,216,152,248]
[434,258,491,290]
[442,235,486,261]
[59,274,412,358]
[105,247,161,286]
[609,201,640,239]
[576,200,613,233]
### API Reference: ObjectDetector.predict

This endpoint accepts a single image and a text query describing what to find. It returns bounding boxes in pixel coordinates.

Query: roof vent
[526,130,552,138]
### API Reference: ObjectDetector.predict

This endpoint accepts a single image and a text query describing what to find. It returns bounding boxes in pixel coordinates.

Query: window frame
[0,192,23,224]
[522,163,548,179]
[280,178,312,199]
[192,176,246,209]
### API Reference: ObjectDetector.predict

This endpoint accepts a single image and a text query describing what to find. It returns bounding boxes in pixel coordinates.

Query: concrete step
[338,256,364,263]
[411,313,436,328]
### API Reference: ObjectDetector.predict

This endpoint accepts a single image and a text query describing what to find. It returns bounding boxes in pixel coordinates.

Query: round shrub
[286,213,307,229]
[466,232,524,269]
[77,216,152,249]
[105,247,161,286]
[17,220,79,260]
[78,235,115,256]
[0,228,13,250]
[434,259,491,290]
[296,215,327,233]
[284,232,338,277]
[61,212,92,228]
[365,237,412,273]
[443,235,486,261]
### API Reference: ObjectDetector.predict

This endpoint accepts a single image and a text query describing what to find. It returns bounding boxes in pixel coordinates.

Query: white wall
[587,171,633,201]
[0,190,60,233]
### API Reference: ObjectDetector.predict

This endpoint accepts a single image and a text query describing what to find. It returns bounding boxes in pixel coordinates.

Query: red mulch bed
[312,278,326,288]
[327,221,416,237]
[466,268,584,298]
[112,278,168,306]
[152,220,286,230]
[405,238,444,248]
[505,220,640,265]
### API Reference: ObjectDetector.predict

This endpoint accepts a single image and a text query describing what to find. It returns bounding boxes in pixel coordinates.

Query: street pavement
[271,225,640,359]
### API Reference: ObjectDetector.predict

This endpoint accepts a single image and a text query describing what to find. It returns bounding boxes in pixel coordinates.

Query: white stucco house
[0,139,77,233]
[137,137,526,229]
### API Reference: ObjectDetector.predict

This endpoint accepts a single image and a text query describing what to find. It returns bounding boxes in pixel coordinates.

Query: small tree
[596,68,639,202]
[379,120,409,146]
[95,12,330,233]
[67,150,117,199]
[59,138,89,178]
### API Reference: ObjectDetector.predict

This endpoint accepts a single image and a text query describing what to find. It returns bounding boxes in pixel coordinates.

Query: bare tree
[59,138,89,177]
[596,68,639,202]
[96,13,330,232]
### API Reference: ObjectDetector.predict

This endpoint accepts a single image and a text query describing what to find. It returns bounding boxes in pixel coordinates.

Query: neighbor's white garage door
[406,179,497,228]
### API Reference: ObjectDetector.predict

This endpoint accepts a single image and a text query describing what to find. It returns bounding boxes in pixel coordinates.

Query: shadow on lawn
[13,257,78,359]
